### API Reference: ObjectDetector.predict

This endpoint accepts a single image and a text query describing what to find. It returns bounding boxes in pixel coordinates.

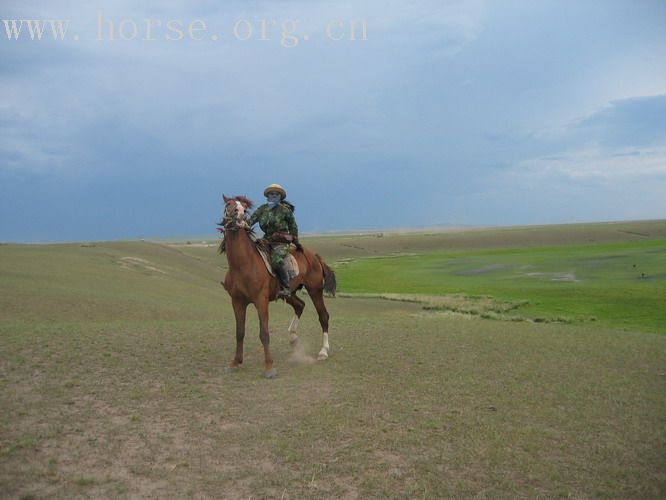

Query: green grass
[336,239,666,333]
[1,221,666,498]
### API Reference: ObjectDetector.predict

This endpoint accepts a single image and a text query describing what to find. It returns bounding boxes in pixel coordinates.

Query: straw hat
[263,183,286,199]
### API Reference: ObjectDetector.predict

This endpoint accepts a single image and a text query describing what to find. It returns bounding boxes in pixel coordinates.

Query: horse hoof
[225,366,240,373]
[317,351,328,361]
[289,334,299,346]
[263,368,278,379]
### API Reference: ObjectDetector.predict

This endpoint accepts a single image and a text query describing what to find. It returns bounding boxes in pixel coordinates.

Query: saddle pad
[256,244,299,280]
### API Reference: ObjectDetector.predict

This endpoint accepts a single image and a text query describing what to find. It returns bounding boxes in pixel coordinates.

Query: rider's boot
[275,266,291,299]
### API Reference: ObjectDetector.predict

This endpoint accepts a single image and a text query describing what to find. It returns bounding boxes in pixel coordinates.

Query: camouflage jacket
[247,203,299,243]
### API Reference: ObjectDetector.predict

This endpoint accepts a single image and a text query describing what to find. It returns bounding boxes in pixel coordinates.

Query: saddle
[254,238,300,281]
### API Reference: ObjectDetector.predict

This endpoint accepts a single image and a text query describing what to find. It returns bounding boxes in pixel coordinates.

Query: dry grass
[1,300,665,498]
[339,292,532,321]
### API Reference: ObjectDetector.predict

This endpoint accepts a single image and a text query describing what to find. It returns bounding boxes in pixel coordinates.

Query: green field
[336,239,666,333]
[1,221,665,498]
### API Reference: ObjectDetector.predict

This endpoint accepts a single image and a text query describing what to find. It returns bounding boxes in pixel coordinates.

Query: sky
[1,0,665,242]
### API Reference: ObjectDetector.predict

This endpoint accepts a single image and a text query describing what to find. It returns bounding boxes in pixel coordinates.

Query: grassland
[1,220,665,498]
[336,239,666,333]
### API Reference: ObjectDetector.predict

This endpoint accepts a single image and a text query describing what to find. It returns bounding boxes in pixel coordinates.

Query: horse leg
[307,288,330,361]
[285,293,305,346]
[256,300,277,379]
[227,297,247,372]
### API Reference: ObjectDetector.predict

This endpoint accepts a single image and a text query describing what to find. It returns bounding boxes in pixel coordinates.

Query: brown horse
[219,195,336,378]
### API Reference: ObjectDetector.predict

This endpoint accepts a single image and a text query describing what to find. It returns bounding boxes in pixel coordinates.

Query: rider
[247,184,302,298]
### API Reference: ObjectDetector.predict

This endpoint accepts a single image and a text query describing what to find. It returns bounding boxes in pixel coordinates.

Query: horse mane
[234,195,254,209]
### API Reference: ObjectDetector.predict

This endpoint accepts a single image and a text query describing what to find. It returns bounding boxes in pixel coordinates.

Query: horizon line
[2,218,664,245]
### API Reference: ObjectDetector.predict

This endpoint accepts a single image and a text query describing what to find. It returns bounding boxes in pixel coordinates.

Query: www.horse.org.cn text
[2,13,368,48]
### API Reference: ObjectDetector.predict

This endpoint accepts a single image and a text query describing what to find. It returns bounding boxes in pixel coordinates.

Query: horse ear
[223,194,230,203]
[238,195,254,209]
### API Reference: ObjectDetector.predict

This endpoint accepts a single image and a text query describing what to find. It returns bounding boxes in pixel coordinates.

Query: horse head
[222,195,254,230]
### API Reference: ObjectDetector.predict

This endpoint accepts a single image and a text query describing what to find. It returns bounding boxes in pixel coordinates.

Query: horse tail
[315,253,337,297]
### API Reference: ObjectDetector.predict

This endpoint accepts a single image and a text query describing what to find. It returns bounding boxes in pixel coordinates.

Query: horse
[219,195,337,378]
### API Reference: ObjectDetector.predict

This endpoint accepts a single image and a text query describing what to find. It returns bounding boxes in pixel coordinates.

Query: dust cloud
[288,340,316,364]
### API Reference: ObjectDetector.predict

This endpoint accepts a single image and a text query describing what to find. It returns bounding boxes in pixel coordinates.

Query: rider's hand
[295,242,303,251]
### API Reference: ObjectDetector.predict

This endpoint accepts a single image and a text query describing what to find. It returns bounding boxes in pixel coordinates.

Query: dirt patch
[168,243,217,248]
[340,292,528,316]
[117,257,167,274]
[374,450,408,478]
[338,292,588,324]
[456,263,507,275]
[551,272,578,282]
[524,272,579,282]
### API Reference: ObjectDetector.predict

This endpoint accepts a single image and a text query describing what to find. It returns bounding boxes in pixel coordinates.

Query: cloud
[507,146,666,184]
[570,94,666,148]
[497,94,666,192]
[459,93,666,225]
[1,0,485,180]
